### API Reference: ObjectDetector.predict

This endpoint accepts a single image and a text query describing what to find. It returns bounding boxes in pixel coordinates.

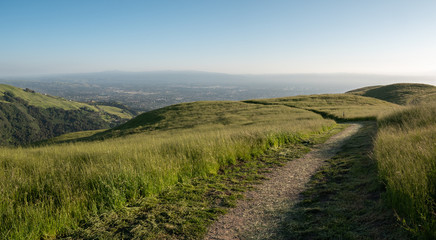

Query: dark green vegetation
[0,99,335,239]
[349,83,436,105]
[0,84,135,145]
[375,104,436,238]
[277,122,411,239]
[1,83,435,239]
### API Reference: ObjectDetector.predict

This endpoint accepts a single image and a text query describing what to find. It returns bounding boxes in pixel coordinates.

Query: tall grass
[0,109,334,239]
[375,103,436,238]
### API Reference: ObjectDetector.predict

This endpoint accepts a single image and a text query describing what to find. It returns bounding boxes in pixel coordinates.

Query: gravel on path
[204,123,362,240]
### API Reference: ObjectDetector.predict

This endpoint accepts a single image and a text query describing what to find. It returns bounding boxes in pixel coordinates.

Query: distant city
[2,71,435,112]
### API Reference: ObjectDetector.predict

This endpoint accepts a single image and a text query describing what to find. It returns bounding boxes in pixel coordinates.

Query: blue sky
[1,0,435,76]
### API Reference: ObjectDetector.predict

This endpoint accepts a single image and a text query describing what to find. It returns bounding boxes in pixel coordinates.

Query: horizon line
[2,69,436,78]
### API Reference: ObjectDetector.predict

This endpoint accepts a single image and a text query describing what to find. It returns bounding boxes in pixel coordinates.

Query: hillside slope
[0,84,135,145]
[0,96,336,239]
[88,100,328,139]
[375,103,436,237]
[347,83,436,105]
[48,93,398,143]
[244,94,399,121]
[0,87,414,239]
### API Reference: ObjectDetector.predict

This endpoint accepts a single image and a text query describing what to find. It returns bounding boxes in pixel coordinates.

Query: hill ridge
[0,84,135,145]
[347,83,436,105]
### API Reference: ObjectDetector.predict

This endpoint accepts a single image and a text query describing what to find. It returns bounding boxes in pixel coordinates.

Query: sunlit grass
[0,95,405,239]
[35,129,107,145]
[0,83,95,110]
[95,105,133,119]
[245,94,400,120]
[0,101,334,239]
[0,84,134,122]
[374,103,436,238]
[349,83,436,105]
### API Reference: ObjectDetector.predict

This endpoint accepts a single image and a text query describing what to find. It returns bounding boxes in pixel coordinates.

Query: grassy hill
[98,101,327,138]
[112,94,399,136]
[348,83,436,105]
[244,94,399,121]
[0,98,337,239]
[1,86,432,239]
[57,94,398,142]
[347,83,436,237]
[0,84,95,110]
[0,84,135,145]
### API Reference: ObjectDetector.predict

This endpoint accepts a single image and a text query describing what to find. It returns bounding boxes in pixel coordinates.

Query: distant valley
[3,71,434,112]
[0,82,435,239]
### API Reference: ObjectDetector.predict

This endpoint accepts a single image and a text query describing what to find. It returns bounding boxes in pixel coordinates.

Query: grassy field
[105,101,320,136]
[36,129,107,145]
[245,94,399,121]
[349,83,436,105]
[61,125,347,239]
[254,122,411,239]
[374,103,436,238]
[0,101,335,239]
[0,89,428,239]
[95,105,134,120]
[43,101,335,143]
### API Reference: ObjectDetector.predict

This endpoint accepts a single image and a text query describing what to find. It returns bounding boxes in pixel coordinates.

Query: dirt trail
[204,123,362,240]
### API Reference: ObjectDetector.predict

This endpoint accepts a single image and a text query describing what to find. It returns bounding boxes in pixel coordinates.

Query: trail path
[204,123,362,240]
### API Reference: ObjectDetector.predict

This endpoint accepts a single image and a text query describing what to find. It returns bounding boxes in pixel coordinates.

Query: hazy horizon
[2,69,436,79]
[1,1,436,77]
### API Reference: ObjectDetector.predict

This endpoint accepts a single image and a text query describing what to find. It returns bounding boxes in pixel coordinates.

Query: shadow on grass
[58,140,315,239]
[244,122,411,240]
[303,108,377,122]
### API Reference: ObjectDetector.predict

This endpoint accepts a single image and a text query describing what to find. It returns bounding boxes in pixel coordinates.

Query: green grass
[269,122,411,239]
[95,105,134,119]
[0,90,419,239]
[0,84,134,120]
[36,129,108,145]
[0,100,335,239]
[349,83,436,105]
[374,103,436,238]
[116,100,293,130]
[0,84,96,110]
[61,127,347,239]
[245,94,399,121]
[93,101,329,139]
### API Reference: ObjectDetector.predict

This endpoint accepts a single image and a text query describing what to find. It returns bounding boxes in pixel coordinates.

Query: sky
[1,0,436,76]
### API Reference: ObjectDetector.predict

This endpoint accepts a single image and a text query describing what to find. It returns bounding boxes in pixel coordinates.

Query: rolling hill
[0,84,135,145]
[5,71,433,112]
[244,93,399,121]
[2,83,433,239]
[347,83,436,105]
[50,93,398,143]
